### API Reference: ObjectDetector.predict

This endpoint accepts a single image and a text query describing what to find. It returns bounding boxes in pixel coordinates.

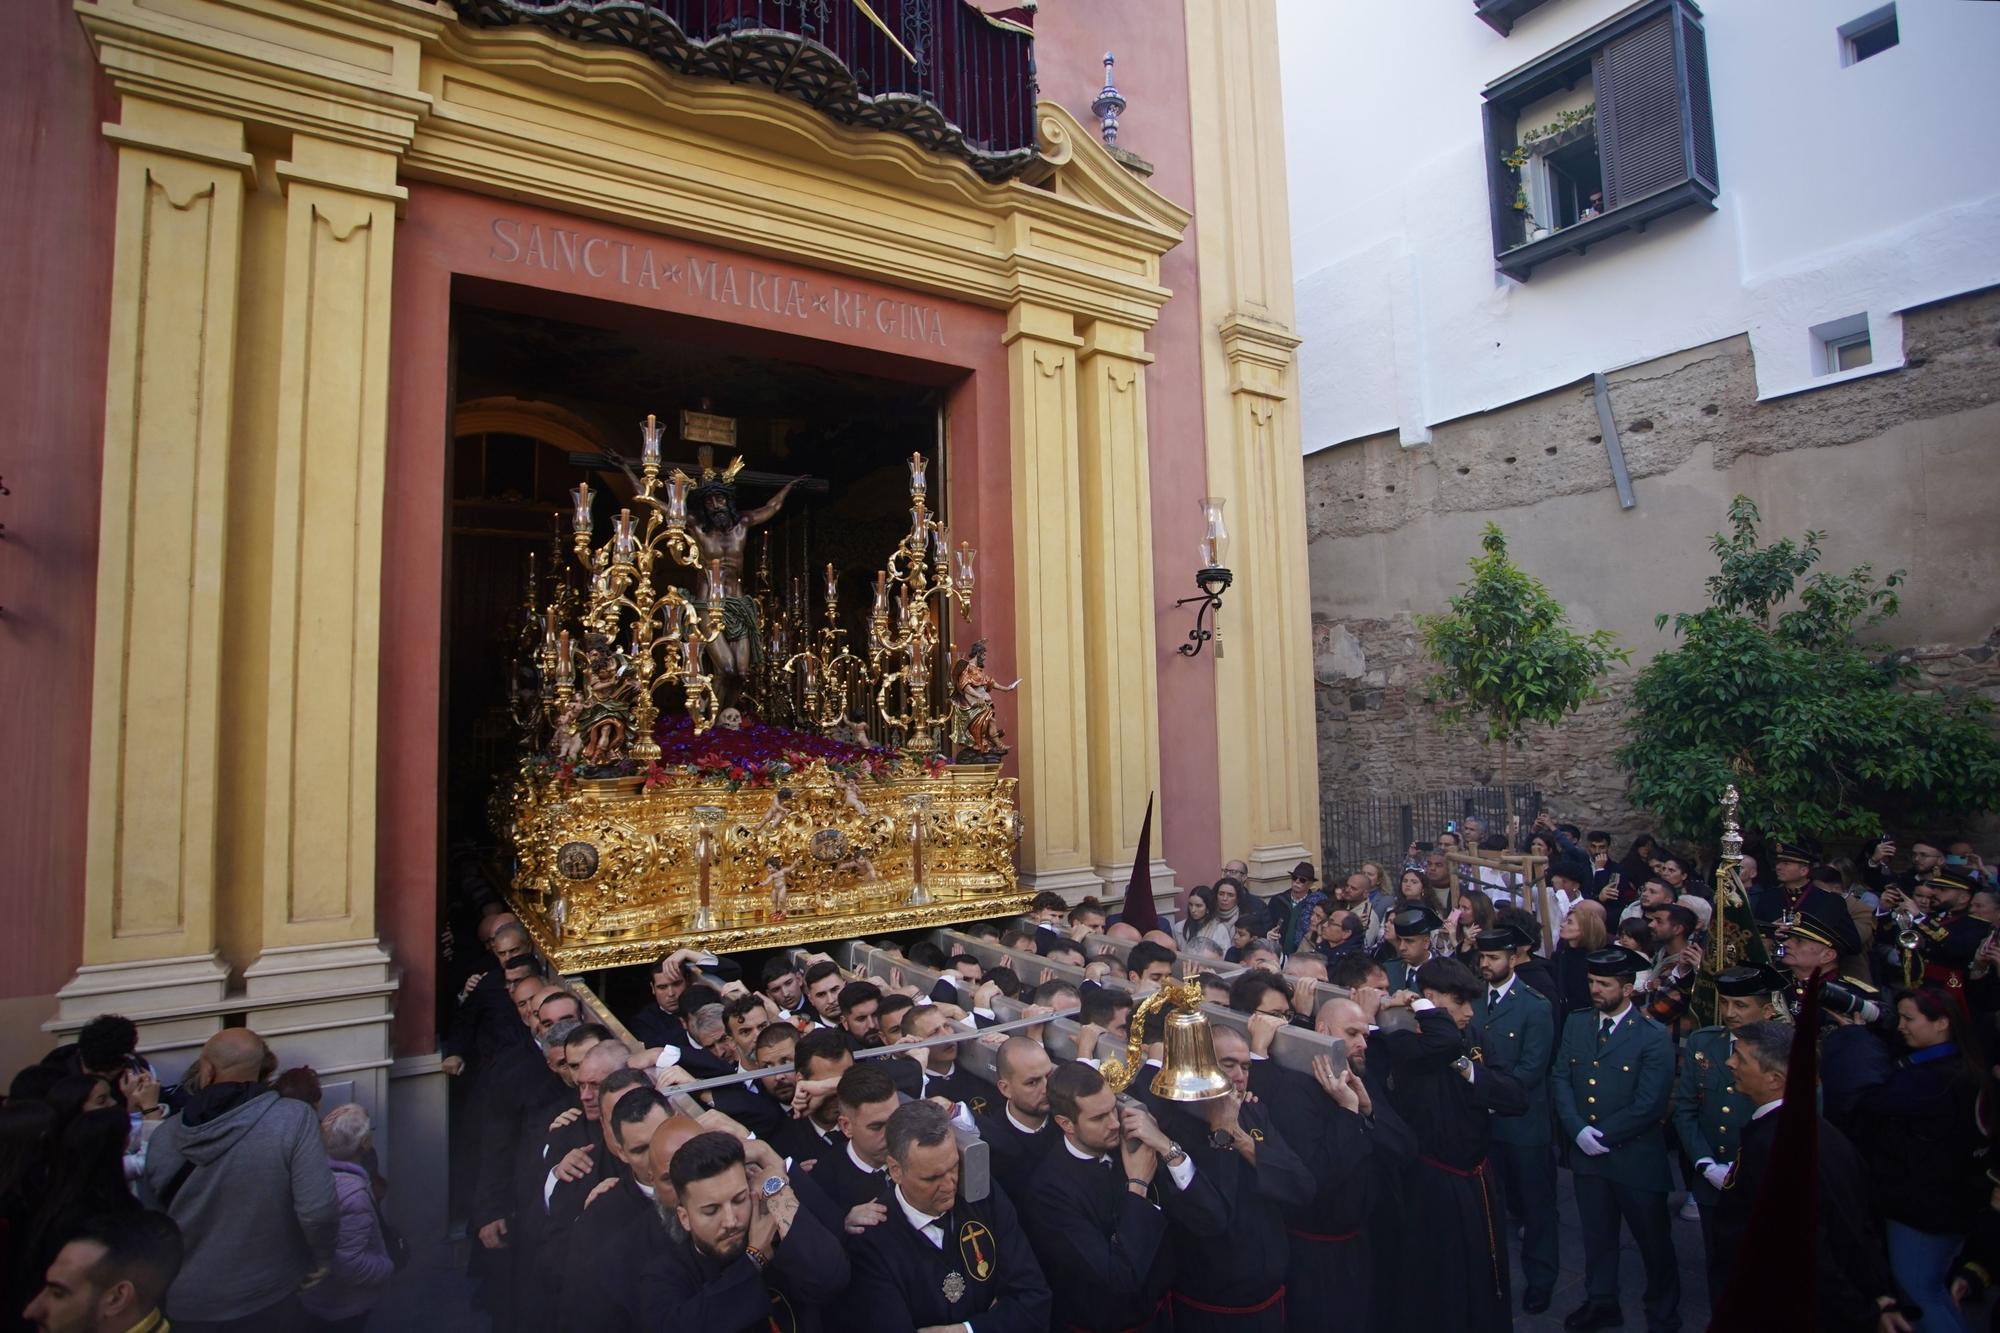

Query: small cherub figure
[757,786,797,832]
[836,850,879,883]
[839,775,871,819]
[759,856,798,921]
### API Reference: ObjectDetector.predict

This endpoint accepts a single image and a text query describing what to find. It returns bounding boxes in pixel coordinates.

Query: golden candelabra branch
[558,414,728,760]
[784,563,871,730]
[868,452,976,755]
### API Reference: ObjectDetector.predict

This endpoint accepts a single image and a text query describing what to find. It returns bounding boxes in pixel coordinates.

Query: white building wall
[1280,0,2000,451]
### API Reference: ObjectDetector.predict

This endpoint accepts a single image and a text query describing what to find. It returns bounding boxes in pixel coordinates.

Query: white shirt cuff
[1166,1152,1196,1192]
[654,1045,682,1069]
[1411,998,1437,1013]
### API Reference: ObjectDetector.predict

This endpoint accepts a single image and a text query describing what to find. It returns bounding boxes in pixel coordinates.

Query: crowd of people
[2,1019,399,1332]
[5,817,1994,1333]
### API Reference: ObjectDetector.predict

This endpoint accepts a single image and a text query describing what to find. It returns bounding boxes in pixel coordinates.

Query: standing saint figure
[950,639,1019,760]
[684,450,804,708]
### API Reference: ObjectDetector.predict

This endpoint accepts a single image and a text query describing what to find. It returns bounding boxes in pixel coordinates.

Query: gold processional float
[495,415,1030,970]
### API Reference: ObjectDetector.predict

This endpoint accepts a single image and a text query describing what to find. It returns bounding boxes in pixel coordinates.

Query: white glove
[1574,1126,1610,1157]
[1701,1160,1731,1192]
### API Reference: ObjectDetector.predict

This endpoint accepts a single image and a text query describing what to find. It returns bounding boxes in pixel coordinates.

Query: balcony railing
[452,0,1041,181]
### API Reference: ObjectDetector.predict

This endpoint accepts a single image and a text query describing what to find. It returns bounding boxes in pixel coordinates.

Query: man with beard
[849,1100,1053,1333]
[708,1024,800,1138]
[557,1088,675,1331]
[1382,905,1440,993]
[684,457,804,706]
[1019,1061,1227,1333]
[643,1130,848,1331]
[1474,923,1559,1314]
[1376,958,1528,1332]
[978,1036,1058,1201]
[1160,1025,1315,1331]
[1554,948,1679,1333]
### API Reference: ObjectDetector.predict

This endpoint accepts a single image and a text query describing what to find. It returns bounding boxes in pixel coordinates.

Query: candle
[640,413,663,466]
[804,655,820,690]
[955,542,976,589]
[682,634,700,675]
[543,606,556,648]
[825,562,838,602]
[571,482,594,532]
[615,509,636,559]
[705,559,723,604]
[910,508,926,547]
[556,630,572,677]
[873,571,889,615]
[908,451,928,496]
[666,473,687,523]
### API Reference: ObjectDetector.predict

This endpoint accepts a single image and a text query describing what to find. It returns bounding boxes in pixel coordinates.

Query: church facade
[0,0,1319,1244]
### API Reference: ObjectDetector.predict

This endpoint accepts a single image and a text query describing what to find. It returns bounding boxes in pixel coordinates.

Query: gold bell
[1151,1008,1232,1102]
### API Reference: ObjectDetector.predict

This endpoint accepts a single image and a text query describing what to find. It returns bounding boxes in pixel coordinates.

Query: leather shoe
[1563,1302,1622,1330]
[1523,1288,1552,1314]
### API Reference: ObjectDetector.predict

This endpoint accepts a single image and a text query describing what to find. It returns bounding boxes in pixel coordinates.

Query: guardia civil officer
[1553,948,1680,1333]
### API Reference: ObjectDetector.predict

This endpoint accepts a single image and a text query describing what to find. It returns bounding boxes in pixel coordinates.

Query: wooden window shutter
[1679,6,1719,192]
[1592,12,1687,210]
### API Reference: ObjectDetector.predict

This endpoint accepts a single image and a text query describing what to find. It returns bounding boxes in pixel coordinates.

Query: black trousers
[1574,1173,1681,1333]
[1494,1137,1560,1296]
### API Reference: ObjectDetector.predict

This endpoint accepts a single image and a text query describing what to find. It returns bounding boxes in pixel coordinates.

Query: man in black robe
[850,1099,1052,1332]
[1710,1020,1909,1332]
[977,1035,1058,1201]
[1250,998,1414,1333]
[556,1087,673,1331]
[771,1028,853,1169]
[1159,1025,1315,1331]
[1018,1060,1227,1333]
[708,1023,799,1138]
[1376,958,1528,1333]
[642,1130,850,1333]
[902,1002,1000,1114]
[626,949,701,1051]
[816,1062,899,1226]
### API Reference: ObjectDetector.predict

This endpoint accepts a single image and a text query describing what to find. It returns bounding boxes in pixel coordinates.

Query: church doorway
[439,290,956,1026]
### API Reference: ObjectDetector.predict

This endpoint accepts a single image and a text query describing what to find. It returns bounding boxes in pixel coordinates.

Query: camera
[1810,980,1881,1026]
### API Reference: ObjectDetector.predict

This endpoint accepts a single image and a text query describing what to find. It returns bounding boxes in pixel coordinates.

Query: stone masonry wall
[1306,286,2000,844]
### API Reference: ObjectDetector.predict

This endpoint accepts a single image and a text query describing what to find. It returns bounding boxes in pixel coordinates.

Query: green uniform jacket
[1482,978,1554,1146]
[1669,1024,1752,1205]
[1553,1007,1674,1192]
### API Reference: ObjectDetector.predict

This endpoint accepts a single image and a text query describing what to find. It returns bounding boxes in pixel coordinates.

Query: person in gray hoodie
[141,1028,337,1332]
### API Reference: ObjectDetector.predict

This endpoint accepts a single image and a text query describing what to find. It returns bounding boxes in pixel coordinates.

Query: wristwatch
[760,1174,789,1201]
[1163,1141,1187,1168]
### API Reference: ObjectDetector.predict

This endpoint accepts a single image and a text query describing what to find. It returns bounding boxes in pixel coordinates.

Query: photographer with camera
[1777,896,1886,1031]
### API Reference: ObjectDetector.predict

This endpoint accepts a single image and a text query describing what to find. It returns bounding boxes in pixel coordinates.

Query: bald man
[446,921,539,1078]
[143,1029,337,1330]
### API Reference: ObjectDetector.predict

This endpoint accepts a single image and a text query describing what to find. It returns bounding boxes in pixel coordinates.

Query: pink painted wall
[383,185,1012,1054]
[0,8,117,1018]
[1032,4,1222,894]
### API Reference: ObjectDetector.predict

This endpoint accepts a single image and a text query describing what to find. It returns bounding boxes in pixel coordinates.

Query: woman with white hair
[300,1103,394,1331]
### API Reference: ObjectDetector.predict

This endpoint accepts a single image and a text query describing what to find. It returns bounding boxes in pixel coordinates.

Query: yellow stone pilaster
[249,135,403,969]
[1185,0,1321,892]
[1075,320,1174,898]
[1004,304,1102,897]
[64,97,252,1018]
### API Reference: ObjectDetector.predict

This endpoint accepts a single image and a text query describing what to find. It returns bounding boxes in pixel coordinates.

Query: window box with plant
[1481,0,1719,279]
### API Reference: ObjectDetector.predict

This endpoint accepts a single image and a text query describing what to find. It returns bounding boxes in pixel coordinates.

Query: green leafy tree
[1620,496,2000,843]
[1418,524,1628,794]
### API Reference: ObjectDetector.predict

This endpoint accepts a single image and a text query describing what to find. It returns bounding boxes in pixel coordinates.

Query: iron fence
[1319,785,1544,877]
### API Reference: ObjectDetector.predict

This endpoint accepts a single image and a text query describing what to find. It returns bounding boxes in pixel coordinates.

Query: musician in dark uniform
[1670,962,1784,1292]
[849,1099,1052,1333]
[1474,922,1560,1314]
[1018,1060,1227,1333]
[1900,869,1987,991]
[1553,948,1680,1333]
[977,1035,1058,1201]
[1711,1020,1911,1332]
[642,1130,851,1333]
[1157,1024,1315,1331]
[1376,957,1528,1333]
[1778,895,1885,1029]
[1383,905,1440,993]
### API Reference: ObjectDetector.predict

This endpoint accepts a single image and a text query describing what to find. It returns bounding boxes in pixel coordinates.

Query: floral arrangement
[642,715,949,792]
